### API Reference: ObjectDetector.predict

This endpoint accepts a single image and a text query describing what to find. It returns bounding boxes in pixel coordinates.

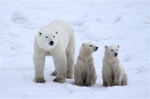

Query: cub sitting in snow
[33,20,75,83]
[102,45,127,86]
[74,42,98,86]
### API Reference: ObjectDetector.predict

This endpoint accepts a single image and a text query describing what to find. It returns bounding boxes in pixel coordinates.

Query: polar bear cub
[33,20,75,83]
[74,42,98,86]
[102,45,127,86]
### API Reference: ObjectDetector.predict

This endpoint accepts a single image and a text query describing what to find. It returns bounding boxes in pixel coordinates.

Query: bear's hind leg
[121,74,127,86]
[66,34,75,79]
[51,70,57,76]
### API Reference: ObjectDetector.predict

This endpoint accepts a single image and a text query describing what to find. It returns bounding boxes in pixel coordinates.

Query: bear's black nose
[95,47,98,51]
[115,53,118,56]
[49,41,54,45]
[96,47,98,50]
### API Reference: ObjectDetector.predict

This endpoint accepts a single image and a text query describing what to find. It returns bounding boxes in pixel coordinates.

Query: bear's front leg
[105,74,113,87]
[85,76,94,86]
[74,67,84,86]
[85,66,96,86]
[66,51,74,79]
[113,75,121,86]
[74,74,84,86]
[33,54,46,83]
[52,52,67,83]
[102,75,107,86]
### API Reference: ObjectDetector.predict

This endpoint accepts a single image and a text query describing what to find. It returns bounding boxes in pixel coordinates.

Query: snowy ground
[0,0,150,99]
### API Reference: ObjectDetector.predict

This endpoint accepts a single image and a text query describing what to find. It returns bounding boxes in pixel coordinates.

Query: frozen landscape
[0,0,149,99]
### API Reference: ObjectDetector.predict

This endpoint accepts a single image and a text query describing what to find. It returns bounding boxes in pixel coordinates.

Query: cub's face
[37,29,58,50]
[105,45,119,57]
[83,42,98,53]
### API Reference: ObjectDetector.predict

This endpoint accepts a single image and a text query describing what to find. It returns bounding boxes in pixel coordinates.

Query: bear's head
[80,42,98,54]
[37,28,58,51]
[104,45,120,57]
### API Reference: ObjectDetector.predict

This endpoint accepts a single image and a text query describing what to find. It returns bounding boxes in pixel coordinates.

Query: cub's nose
[95,47,98,51]
[115,53,118,57]
[96,47,98,50]
[49,41,54,45]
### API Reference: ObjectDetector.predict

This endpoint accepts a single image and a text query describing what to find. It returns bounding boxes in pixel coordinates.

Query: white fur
[102,45,127,86]
[33,20,75,83]
[74,42,98,86]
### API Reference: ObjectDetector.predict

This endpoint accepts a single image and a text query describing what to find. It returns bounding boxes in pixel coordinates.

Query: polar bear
[102,45,127,86]
[33,20,75,83]
[74,42,98,86]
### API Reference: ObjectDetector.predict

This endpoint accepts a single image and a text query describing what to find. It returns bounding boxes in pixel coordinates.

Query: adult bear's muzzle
[49,41,54,46]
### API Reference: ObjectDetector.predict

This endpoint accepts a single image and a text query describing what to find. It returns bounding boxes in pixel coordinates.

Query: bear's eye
[39,32,42,36]
[46,36,48,38]
[116,49,118,51]
[111,50,113,51]
[53,36,55,38]
[90,45,92,47]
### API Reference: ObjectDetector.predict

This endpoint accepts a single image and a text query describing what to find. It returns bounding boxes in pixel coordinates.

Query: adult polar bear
[33,20,75,83]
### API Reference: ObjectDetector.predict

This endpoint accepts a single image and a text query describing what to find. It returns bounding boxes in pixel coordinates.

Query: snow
[0,0,149,99]
[11,10,30,24]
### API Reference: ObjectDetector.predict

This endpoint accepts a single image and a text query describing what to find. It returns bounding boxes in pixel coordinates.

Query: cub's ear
[105,45,108,49]
[82,43,85,46]
[56,31,58,34]
[117,45,120,48]
[39,32,42,36]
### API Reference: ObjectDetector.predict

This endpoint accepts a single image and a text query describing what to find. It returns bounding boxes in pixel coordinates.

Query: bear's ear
[105,45,108,49]
[82,43,85,46]
[56,31,58,34]
[117,45,120,48]
[39,32,42,36]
